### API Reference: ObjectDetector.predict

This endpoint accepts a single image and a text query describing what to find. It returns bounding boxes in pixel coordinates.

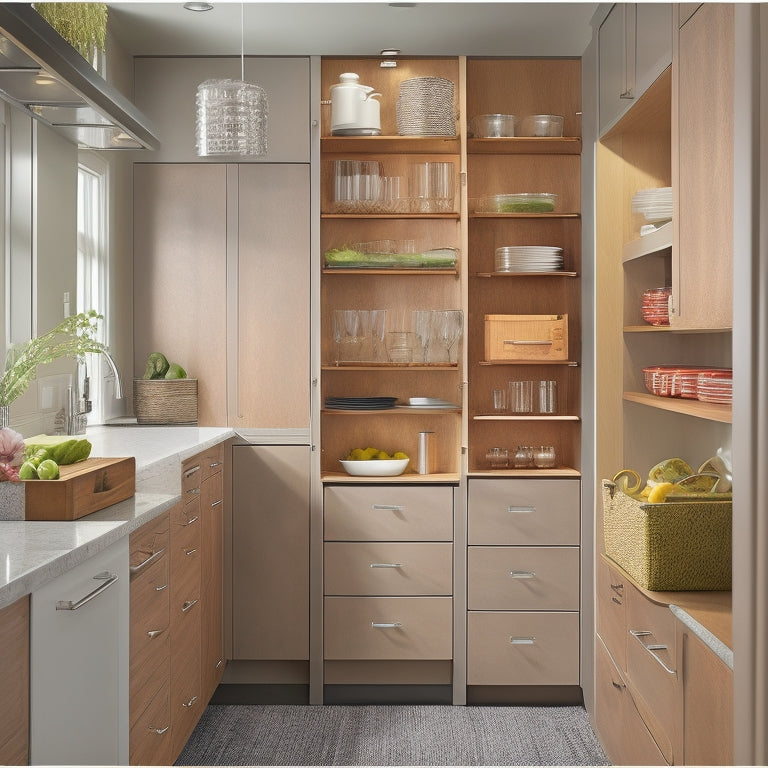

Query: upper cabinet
[598,3,672,137]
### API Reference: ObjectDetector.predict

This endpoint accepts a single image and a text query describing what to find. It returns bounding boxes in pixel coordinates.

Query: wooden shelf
[468,467,581,478]
[476,271,578,279]
[473,414,580,421]
[322,471,461,484]
[321,135,461,154]
[469,212,580,220]
[467,137,582,155]
[322,212,460,220]
[322,363,458,371]
[624,324,732,334]
[479,360,580,367]
[323,268,458,276]
[323,407,460,415]
[622,221,673,262]
[623,391,732,423]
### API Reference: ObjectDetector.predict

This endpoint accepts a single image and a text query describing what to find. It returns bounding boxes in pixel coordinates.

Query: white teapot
[330,73,381,135]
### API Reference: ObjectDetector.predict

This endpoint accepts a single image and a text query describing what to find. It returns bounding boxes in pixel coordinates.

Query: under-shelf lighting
[380,48,400,68]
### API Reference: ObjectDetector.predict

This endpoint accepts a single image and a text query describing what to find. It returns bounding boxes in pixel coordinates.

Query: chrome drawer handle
[155,583,169,592]
[184,465,201,479]
[211,499,223,508]
[216,659,223,669]
[209,461,223,468]
[610,582,624,595]
[147,629,165,639]
[371,621,403,629]
[509,570,536,579]
[629,629,677,675]
[503,339,553,346]
[371,504,404,512]
[370,563,403,569]
[509,636,536,645]
[149,725,169,735]
[56,572,118,611]
[182,515,199,526]
[182,599,199,613]
[507,506,535,514]
[182,696,198,708]
[611,596,622,605]
[186,488,201,497]
[130,547,166,574]
[185,548,198,556]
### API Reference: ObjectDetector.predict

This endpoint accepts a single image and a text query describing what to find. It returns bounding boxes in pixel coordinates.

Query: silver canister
[417,431,436,474]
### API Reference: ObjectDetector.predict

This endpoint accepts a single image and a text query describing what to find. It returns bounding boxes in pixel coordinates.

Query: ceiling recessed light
[183,2,213,11]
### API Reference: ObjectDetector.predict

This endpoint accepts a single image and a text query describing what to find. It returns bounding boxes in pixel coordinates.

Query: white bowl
[339,458,409,476]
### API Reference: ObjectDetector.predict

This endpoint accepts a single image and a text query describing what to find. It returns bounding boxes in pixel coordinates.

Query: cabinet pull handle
[610,582,624,595]
[211,499,223,508]
[149,725,169,735]
[155,583,168,592]
[370,563,403,569]
[509,570,536,579]
[371,621,403,628]
[182,695,198,708]
[209,461,222,468]
[509,636,536,645]
[371,504,404,512]
[611,680,624,691]
[629,629,677,675]
[216,659,223,669]
[56,571,119,611]
[184,465,201,479]
[611,596,622,605]
[186,487,201,497]
[182,515,199,526]
[147,629,165,639]
[130,547,166,574]
[182,599,199,613]
[185,548,198,556]
[503,339,553,346]
[507,506,535,514]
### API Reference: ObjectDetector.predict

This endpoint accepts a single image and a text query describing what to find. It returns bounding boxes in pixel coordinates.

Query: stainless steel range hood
[0,3,158,150]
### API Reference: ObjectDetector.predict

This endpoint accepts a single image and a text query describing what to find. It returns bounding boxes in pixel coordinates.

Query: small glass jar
[534,445,557,468]
[514,445,534,468]
[486,447,509,469]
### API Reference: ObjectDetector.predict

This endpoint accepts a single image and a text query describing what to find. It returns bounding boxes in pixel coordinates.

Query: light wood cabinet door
[596,558,627,672]
[232,445,310,660]
[0,596,29,766]
[672,2,734,329]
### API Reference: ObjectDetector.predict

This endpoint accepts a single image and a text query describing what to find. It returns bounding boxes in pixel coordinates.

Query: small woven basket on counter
[601,479,732,591]
[133,379,198,424]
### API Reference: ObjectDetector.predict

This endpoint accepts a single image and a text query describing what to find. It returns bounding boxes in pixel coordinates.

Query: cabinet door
[672,3,734,328]
[636,4,672,99]
[232,444,310,660]
[133,163,228,425]
[598,3,631,135]
[0,596,29,765]
[233,164,311,429]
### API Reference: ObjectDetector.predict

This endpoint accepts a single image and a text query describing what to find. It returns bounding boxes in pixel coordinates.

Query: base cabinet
[0,596,29,765]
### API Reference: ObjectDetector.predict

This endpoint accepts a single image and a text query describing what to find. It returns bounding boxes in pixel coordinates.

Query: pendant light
[195,3,268,156]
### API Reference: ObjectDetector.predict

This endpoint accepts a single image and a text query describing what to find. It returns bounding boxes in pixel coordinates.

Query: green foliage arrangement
[33,3,107,62]
[0,310,106,406]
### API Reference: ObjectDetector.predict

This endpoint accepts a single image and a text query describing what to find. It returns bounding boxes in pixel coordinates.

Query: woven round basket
[133,378,198,424]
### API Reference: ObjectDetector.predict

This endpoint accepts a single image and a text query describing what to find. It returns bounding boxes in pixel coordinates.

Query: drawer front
[596,558,627,671]
[324,597,452,660]
[130,682,173,767]
[468,479,580,545]
[200,443,225,482]
[171,515,201,622]
[130,553,170,662]
[181,457,203,501]
[170,604,202,759]
[171,497,201,530]
[130,631,170,729]
[594,635,668,766]
[130,512,170,573]
[325,485,453,541]
[324,542,452,596]
[467,611,579,685]
[467,546,579,610]
[626,585,679,758]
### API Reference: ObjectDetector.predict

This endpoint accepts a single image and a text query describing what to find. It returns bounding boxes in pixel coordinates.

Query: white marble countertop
[0,425,235,610]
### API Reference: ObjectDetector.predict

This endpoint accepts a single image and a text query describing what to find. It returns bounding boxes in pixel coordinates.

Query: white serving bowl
[339,458,409,476]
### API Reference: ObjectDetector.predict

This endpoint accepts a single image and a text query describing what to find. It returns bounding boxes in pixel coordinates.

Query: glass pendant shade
[195,77,268,156]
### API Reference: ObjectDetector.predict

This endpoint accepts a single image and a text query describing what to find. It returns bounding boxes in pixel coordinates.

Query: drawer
[170,608,202,759]
[130,553,170,662]
[130,512,170,574]
[129,682,173,767]
[467,611,579,685]
[129,633,170,730]
[181,458,202,501]
[324,485,453,541]
[626,585,680,762]
[596,558,627,671]
[594,634,668,766]
[324,597,452,660]
[324,542,452,596]
[468,478,580,545]
[200,443,225,482]
[171,497,201,530]
[467,546,579,610]
[484,313,568,361]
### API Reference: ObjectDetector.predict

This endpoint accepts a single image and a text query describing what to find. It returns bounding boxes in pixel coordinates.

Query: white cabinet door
[598,3,628,135]
[30,538,129,765]
[636,3,672,97]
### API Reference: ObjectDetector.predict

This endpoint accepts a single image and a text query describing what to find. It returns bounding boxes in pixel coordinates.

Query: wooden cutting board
[22,457,136,521]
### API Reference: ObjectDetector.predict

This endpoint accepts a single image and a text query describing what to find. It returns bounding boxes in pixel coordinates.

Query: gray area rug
[176,704,609,766]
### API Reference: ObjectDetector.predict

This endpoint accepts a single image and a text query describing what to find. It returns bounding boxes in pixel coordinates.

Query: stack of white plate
[631,187,673,223]
[495,245,563,273]
[396,77,456,136]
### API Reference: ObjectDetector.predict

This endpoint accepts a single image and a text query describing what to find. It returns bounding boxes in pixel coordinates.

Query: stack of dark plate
[325,396,397,410]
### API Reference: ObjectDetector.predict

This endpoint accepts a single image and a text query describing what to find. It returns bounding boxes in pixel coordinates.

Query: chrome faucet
[101,349,123,400]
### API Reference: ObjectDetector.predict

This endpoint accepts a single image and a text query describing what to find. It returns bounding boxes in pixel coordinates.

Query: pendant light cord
[240,2,244,81]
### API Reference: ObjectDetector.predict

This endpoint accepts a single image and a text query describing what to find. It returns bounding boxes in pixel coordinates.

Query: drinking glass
[431,309,463,363]
[369,309,387,362]
[509,380,534,413]
[412,309,434,363]
[332,309,363,363]
[534,445,557,468]
[538,380,558,414]
[492,388,507,411]
[486,447,509,469]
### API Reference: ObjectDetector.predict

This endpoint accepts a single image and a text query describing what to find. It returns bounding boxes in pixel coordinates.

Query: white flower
[0,427,25,467]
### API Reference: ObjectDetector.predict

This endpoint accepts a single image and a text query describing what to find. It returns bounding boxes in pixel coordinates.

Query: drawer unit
[130,631,170,730]
[596,558,627,672]
[129,553,170,668]
[467,611,579,685]
[199,442,225,482]
[325,542,452,596]
[129,682,173,767]
[468,479,580,545]
[467,546,579,611]
[324,597,452,660]
[170,595,202,758]
[324,485,453,541]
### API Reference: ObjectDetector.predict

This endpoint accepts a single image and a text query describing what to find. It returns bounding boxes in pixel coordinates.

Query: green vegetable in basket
[143,352,170,379]
[165,362,187,379]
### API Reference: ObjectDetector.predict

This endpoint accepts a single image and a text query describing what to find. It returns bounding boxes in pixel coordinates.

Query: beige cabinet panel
[467,611,579,686]
[324,485,454,541]
[467,546,580,611]
[232,445,310,660]
[324,597,452,660]
[468,478,580,545]
[324,542,452,596]
[133,163,228,425]
[0,596,29,766]
[234,164,310,429]
[596,558,627,672]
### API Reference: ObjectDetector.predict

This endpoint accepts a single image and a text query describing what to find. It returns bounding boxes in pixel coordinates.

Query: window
[77,152,108,423]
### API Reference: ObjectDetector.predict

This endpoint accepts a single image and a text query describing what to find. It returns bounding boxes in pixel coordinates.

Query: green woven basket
[601,480,732,591]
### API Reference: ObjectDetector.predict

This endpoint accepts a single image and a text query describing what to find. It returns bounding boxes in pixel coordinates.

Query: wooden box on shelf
[484,314,568,361]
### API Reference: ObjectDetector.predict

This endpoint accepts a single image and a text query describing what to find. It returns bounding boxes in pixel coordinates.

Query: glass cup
[386,331,417,363]
[492,388,507,411]
[408,161,455,213]
[332,309,364,363]
[534,445,557,468]
[486,447,509,469]
[538,380,558,414]
[509,380,534,413]
[514,445,534,468]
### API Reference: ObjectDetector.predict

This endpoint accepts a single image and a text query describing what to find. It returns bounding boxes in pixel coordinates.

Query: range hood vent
[0,3,158,150]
